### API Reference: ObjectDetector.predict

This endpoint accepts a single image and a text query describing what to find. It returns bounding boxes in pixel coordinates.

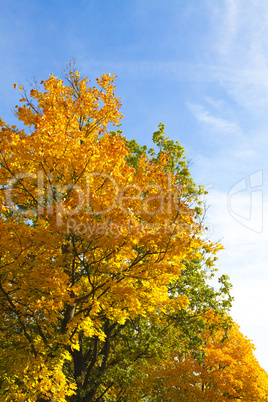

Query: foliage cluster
[0,64,267,401]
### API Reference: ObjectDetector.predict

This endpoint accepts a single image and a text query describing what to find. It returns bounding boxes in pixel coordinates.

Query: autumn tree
[145,319,268,401]
[94,255,233,401]
[0,64,232,401]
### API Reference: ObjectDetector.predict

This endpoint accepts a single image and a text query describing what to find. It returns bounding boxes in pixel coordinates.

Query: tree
[93,256,233,402]
[145,320,268,401]
[0,64,232,401]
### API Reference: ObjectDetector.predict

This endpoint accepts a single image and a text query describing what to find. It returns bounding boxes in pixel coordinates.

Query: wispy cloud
[204,184,268,369]
[207,0,268,112]
[187,102,241,135]
[82,58,268,85]
[215,0,238,57]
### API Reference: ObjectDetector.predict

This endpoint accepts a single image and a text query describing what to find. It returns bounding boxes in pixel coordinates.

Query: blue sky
[1,0,268,370]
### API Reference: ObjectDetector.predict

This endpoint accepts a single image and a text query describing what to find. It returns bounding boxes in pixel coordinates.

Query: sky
[1,0,268,371]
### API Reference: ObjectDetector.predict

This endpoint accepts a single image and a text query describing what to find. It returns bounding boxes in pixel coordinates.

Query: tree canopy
[0,64,267,401]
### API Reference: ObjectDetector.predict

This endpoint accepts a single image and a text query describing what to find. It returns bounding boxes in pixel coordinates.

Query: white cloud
[203,185,268,370]
[187,103,241,135]
[82,58,268,86]
[233,148,257,159]
[208,0,268,113]
[214,0,238,57]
